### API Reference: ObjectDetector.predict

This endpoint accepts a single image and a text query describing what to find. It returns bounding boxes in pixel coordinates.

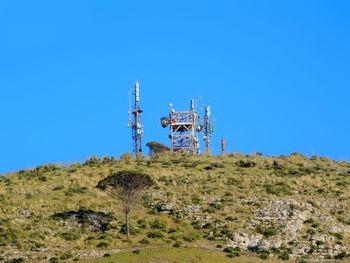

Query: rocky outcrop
[52,210,113,232]
[228,199,349,260]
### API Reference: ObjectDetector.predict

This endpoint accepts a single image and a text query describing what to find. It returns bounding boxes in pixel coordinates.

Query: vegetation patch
[265,182,293,195]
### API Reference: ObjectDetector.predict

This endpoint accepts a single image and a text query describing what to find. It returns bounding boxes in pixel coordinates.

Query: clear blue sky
[1,1,350,173]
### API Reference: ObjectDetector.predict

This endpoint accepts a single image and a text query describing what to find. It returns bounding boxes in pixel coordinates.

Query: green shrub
[120,153,134,164]
[49,258,59,263]
[5,258,24,263]
[236,160,256,168]
[137,219,148,229]
[59,231,80,241]
[150,218,167,231]
[121,224,140,235]
[147,230,164,238]
[265,182,293,196]
[298,257,309,263]
[38,176,47,182]
[259,250,269,259]
[191,195,200,204]
[65,183,87,195]
[223,246,240,258]
[303,218,314,224]
[96,241,108,248]
[167,227,177,234]
[173,240,182,247]
[209,202,223,210]
[278,251,290,261]
[334,252,348,260]
[18,164,60,178]
[84,156,100,166]
[139,238,150,245]
[183,232,201,242]
[332,232,344,240]
[52,185,64,191]
[146,142,170,156]
[60,251,73,260]
[256,225,278,237]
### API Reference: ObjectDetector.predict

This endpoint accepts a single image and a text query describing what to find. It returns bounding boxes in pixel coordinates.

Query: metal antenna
[203,105,214,154]
[127,80,143,156]
[160,98,200,155]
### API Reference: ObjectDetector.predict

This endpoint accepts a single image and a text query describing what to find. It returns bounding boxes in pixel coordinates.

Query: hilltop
[0,153,349,262]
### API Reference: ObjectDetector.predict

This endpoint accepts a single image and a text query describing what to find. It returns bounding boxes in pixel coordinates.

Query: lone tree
[97,170,153,239]
[146,141,170,156]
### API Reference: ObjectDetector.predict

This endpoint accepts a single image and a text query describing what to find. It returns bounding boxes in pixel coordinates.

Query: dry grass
[0,153,349,262]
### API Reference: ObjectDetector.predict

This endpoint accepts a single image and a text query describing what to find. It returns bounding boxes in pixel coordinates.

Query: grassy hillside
[0,153,349,262]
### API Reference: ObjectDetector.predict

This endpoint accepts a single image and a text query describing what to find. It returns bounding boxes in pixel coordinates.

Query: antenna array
[161,98,214,154]
[128,81,143,155]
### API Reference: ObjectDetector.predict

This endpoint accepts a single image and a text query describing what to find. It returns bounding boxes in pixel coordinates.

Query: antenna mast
[160,98,200,154]
[203,106,214,154]
[128,80,143,155]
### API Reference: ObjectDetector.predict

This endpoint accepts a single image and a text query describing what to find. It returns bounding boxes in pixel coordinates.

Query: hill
[0,153,349,262]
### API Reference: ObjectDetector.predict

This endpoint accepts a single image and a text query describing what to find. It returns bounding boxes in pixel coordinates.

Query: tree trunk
[125,208,130,240]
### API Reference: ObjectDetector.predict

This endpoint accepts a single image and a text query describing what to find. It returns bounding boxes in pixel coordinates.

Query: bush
[59,231,81,241]
[191,195,200,204]
[146,142,170,156]
[18,164,60,177]
[225,216,235,221]
[331,232,344,240]
[137,219,148,229]
[147,230,164,238]
[60,251,73,260]
[38,176,47,182]
[265,182,293,196]
[334,252,348,259]
[278,251,290,261]
[121,224,140,235]
[236,160,256,168]
[5,258,24,263]
[139,238,150,245]
[52,185,64,191]
[120,153,134,164]
[84,156,100,166]
[256,225,278,237]
[65,183,87,195]
[49,258,59,263]
[150,218,167,231]
[96,241,108,248]
[259,250,269,259]
[223,246,240,258]
[173,240,182,247]
[298,257,309,263]
[183,232,201,242]
[168,227,177,234]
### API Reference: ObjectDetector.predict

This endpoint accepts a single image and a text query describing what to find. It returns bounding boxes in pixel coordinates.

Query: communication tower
[161,99,201,154]
[128,80,143,155]
[203,106,214,154]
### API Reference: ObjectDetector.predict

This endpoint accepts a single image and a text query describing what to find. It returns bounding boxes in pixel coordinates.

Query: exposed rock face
[229,232,263,250]
[228,199,349,260]
[52,210,113,232]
